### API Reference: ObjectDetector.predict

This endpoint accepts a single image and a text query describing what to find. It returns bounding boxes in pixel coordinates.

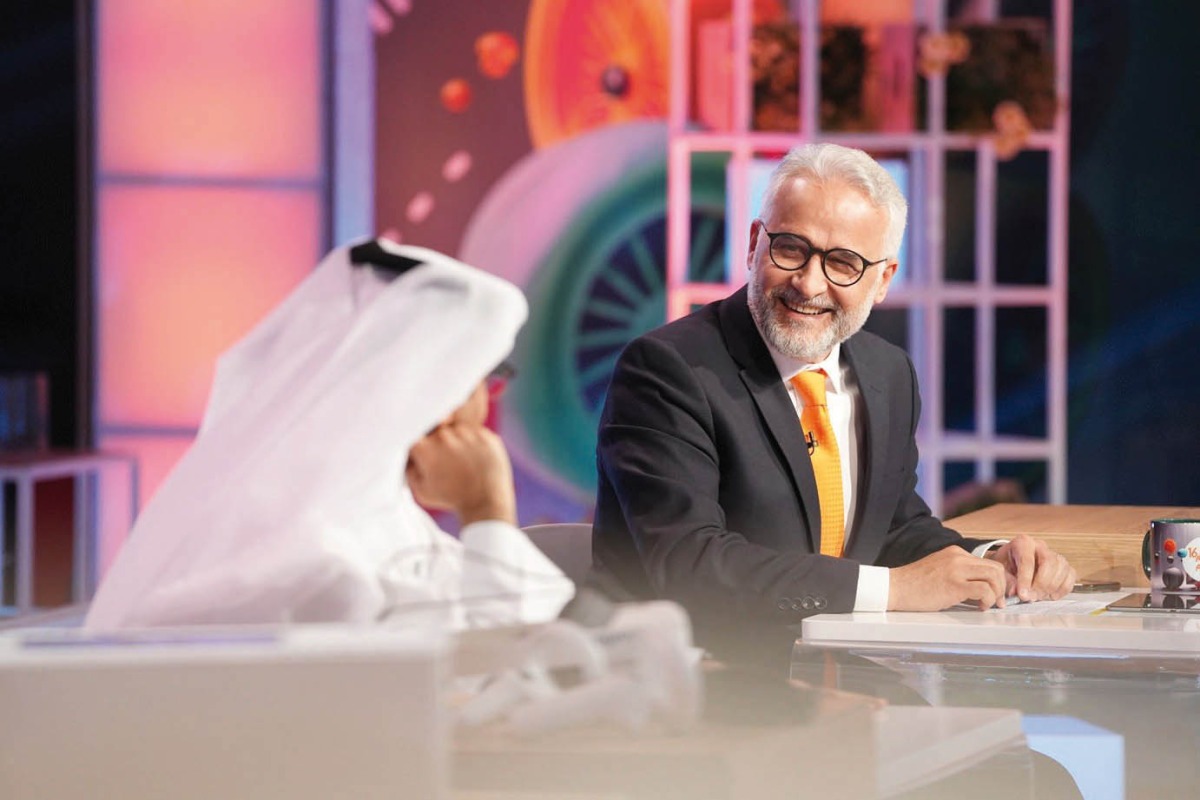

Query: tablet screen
[1106,592,1200,613]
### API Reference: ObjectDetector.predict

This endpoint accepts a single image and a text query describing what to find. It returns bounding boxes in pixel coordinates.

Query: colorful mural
[372,0,721,523]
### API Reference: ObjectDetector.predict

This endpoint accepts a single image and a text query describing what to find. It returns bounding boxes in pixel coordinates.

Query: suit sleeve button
[776,598,790,610]
[814,597,828,610]
[801,596,816,610]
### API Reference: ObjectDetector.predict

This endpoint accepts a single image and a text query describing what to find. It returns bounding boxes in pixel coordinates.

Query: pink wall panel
[97,185,322,427]
[97,434,193,547]
[98,0,322,177]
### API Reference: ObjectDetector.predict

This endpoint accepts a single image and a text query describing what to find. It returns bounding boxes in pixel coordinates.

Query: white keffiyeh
[86,241,573,631]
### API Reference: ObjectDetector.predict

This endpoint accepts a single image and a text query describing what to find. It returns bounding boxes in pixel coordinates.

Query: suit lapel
[841,335,891,561]
[718,288,821,552]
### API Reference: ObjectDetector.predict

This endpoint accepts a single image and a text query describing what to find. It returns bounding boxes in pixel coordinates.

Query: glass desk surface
[795,591,1200,799]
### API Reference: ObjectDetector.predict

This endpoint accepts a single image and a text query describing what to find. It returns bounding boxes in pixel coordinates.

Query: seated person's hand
[405,383,517,526]
[983,533,1076,602]
[888,545,1010,611]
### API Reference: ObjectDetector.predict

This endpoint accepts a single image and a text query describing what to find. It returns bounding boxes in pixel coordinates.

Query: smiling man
[592,143,1075,661]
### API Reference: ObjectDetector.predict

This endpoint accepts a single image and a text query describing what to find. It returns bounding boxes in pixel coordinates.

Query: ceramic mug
[1142,518,1200,592]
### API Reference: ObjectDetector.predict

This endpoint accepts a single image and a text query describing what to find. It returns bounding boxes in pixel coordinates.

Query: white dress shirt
[766,343,890,610]
[766,342,1001,612]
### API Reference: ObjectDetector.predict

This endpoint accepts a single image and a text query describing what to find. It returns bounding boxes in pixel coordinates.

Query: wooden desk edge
[945,503,1200,589]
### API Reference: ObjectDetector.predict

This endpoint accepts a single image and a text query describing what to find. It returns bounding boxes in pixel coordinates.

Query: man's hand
[888,545,1010,611]
[984,534,1076,602]
[405,423,517,526]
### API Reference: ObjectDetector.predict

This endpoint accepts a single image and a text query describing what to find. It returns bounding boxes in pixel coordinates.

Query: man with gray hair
[593,143,1075,660]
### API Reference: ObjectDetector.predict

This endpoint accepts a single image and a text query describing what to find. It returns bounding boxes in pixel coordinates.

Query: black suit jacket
[593,286,983,650]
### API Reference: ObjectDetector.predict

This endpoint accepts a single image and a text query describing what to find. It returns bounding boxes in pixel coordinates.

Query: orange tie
[790,370,845,557]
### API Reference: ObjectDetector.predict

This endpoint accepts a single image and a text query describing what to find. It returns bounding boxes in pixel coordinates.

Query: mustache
[770,285,838,312]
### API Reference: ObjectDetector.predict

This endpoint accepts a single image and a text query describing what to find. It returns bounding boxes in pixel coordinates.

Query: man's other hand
[984,533,1076,602]
[888,545,1010,611]
[406,423,517,526]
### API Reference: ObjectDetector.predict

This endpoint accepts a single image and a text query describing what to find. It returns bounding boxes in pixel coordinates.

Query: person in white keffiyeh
[86,240,574,632]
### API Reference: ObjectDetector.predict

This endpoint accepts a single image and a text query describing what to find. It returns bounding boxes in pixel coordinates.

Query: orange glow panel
[821,0,914,23]
[98,185,321,427]
[99,0,321,177]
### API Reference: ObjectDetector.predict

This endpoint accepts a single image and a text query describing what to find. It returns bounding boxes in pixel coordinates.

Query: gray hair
[760,143,908,258]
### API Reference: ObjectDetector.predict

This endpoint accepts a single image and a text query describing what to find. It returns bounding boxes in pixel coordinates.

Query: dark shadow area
[0,2,81,448]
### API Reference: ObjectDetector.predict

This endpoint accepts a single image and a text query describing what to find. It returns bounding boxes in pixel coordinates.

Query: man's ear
[746,219,763,271]
[872,259,899,305]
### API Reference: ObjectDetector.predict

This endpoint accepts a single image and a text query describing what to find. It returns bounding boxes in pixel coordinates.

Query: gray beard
[747,279,873,363]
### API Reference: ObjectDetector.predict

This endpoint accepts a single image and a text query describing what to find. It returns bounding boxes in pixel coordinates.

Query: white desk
[876,706,1026,798]
[454,681,1032,800]
[0,625,448,799]
[803,591,1200,658]
[799,592,1200,799]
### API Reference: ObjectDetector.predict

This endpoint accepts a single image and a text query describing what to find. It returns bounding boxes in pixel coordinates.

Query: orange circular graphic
[476,31,520,79]
[440,78,472,113]
[524,0,670,148]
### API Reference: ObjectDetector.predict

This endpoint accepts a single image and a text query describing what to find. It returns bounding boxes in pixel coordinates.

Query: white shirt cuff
[852,541,1007,613]
[459,519,522,549]
[459,520,565,579]
[971,539,1009,558]
[853,564,890,612]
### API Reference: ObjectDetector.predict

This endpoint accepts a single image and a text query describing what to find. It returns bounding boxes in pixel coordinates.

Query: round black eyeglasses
[757,220,888,287]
